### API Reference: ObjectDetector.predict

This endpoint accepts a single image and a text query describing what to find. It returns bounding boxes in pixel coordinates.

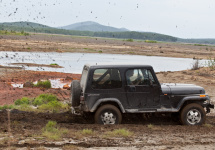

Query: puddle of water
[0,52,207,73]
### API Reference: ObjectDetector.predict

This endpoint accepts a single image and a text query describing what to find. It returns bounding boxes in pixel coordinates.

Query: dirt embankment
[1,34,215,59]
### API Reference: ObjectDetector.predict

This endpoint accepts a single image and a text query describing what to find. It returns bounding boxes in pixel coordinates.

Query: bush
[0,105,14,110]
[35,80,51,88]
[15,97,30,105]
[32,94,57,106]
[206,57,215,70]
[106,128,133,137]
[191,59,201,70]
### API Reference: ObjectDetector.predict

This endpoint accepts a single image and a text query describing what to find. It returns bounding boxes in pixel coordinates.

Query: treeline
[0,24,177,42]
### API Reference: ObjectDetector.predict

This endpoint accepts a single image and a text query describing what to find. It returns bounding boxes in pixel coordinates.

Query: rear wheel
[95,104,122,125]
[71,80,81,107]
[180,103,206,125]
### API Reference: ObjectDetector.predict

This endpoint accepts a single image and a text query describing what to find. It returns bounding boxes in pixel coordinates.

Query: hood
[161,83,205,95]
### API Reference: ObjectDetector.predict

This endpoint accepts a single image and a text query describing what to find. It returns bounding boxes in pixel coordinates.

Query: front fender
[90,98,125,113]
[177,95,210,110]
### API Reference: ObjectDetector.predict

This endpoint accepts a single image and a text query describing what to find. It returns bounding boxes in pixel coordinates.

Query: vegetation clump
[34,80,51,88]
[206,57,215,70]
[126,38,133,42]
[145,40,157,43]
[15,97,30,105]
[50,63,59,66]
[0,30,30,36]
[42,121,68,140]
[105,128,133,137]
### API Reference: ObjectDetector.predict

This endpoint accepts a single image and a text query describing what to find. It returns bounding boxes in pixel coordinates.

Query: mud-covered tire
[180,103,206,125]
[71,80,81,107]
[94,104,122,125]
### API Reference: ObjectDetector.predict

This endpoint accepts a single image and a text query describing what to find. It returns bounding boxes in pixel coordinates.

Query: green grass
[32,94,57,106]
[145,40,157,43]
[125,39,134,42]
[194,44,207,46]
[34,80,51,88]
[42,121,68,140]
[0,105,14,110]
[80,129,93,135]
[105,128,133,137]
[15,97,31,105]
[38,101,70,113]
[50,63,58,66]
[0,30,30,36]
[204,124,213,128]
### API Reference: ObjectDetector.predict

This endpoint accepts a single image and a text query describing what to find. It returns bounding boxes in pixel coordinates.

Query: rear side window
[92,69,122,89]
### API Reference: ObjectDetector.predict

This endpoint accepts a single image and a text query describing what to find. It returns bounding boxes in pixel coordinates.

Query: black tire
[94,104,122,125]
[180,103,206,125]
[71,80,81,107]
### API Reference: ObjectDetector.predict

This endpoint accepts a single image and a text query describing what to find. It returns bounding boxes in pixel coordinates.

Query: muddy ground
[0,67,214,149]
[0,34,215,149]
[0,34,215,59]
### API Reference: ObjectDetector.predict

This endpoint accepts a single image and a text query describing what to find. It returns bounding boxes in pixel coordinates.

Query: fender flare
[176,95,209,110]
[90,98,126,113]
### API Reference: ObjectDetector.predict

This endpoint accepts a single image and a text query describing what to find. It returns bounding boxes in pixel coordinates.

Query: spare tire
[71,80,81,107]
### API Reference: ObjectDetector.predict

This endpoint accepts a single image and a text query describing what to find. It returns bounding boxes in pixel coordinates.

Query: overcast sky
[0,0,215,38]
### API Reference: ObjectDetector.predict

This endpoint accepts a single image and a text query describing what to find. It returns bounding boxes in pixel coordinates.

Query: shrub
[191,59,201,70]
[15,97,30,105]
[32,94,57,106]
[34,80,51,88]
[206,57,215,70]
[0,105,14,110]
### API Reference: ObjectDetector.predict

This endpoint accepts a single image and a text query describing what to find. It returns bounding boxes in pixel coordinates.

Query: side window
[92,69,122,89]
[147,70,156,84]
[126,69,156,85]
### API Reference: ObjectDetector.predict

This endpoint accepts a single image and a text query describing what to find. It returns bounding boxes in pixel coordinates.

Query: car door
[125,68,161,109]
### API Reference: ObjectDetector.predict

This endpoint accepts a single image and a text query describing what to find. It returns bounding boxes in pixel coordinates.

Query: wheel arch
[178,96,208,112]
[90,98,125,113]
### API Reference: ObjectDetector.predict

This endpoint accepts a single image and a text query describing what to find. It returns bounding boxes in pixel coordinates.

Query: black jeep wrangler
[71,64,214,125]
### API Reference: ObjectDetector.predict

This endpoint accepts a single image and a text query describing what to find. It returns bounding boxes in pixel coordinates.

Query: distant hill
[0,21,52,29]
[1,21,215,44]
[59,21,129,32]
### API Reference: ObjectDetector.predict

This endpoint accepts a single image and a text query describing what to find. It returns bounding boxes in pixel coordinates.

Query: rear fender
[90,98,125,113]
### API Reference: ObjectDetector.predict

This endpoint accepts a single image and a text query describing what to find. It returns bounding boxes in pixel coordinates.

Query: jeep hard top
[71,63,214,125]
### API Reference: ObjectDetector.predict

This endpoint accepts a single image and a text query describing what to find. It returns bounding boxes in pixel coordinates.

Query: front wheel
[180,103,206,125]
[94,104,122,125]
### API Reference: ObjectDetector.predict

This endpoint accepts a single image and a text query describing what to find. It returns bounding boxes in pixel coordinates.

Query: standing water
[0,51,206,73]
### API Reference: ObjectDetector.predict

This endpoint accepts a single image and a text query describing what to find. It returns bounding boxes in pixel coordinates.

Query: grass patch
[80,129,93,135]
[194,44,207,46]
[204,124,213,128]
[191,59,201,70]
[125,39,133,42]
[38,101,70,113]
[98,50,103,53]
[0,105,14,110]
[145,40,157,43]
[32,94,57,106]
[105,128,133,137]
[34,80,51,88]
[42,121,68,140]
[0,30,30,36]
[147,124,154,129]
[50,63,58,66]
[15,97,31,105]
